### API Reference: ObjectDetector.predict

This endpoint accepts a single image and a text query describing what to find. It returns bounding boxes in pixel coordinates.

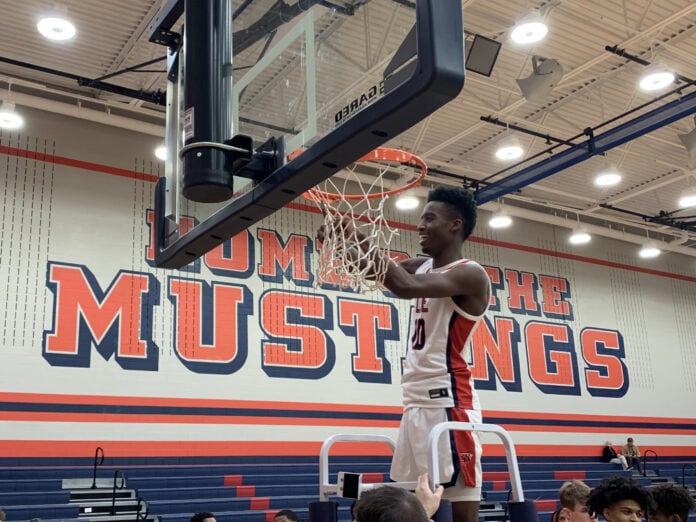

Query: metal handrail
[110,470,127,516]
[642,449,657,477]
[135,496,149,521]
[319,422,525,503]
[90,446,104,489]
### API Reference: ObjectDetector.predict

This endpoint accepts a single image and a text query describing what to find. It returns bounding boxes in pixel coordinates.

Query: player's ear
[450,218,463,234]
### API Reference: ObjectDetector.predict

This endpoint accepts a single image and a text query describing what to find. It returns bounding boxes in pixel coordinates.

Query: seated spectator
[649,483,696,522]
[0,508,5,522]
[587,476,653,522]
[191,513,216,522]
[558,480,596,522]
[602,441,630,470]
[354,473,444,522]
[621,437,642,473]
[274,509,299,522]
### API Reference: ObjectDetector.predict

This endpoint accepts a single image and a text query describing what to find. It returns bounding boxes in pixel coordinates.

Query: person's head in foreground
[587,476,653,522]
[274,509,299,522]
[419,187,477,256]
[648,484,695,522]
[190,513,216,522]
[559,480,596,522]
[354,485,429,522]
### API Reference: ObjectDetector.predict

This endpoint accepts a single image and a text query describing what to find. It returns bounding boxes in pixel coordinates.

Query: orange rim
[300,147,427,203]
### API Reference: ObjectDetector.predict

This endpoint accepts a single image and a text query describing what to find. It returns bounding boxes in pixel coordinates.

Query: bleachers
[0,455,694,522]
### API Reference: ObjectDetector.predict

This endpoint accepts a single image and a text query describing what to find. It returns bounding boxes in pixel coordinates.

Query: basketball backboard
[151,0,465,269]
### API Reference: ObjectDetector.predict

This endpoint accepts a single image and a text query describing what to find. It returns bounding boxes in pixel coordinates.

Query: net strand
[313,165,399,292]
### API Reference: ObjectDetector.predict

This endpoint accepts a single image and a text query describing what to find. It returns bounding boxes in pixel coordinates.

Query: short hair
[650,484,696,522]
[426,186,477,240]
[627,437,634,443]
[190,513,215,522]
[354,486,428,522]
[559,480,591,509]
[274,510,299,521]
[587,476,653,517]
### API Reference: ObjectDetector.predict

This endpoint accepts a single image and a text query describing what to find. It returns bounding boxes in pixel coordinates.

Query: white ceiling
[1,0,696,257]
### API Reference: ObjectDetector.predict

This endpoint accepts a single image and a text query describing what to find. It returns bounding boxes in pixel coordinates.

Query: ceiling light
[638,242,660,259]
[155,145,168,161]
[37,17,76,41]
[395,192,420,210]
[594,170,622,187]
[0,102,24,129]
[489,210,512,229]
[495,136,524,161]
[638,66,675,92]
[568,228,591,245]
[510,13,548,44]
[517,56,564,104]
[678,192,696,208]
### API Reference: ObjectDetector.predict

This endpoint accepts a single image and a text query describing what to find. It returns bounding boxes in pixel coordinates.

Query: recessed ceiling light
[155,145,168,161]
[639,68,675,92]
[495,137,524,161]
[638,242,660,259]
[678,193,696,208]
[511,15,548,44]
[594,171,622,187]
[395,193,420,210]
[489,211,512,229]
[568,228,591,245]
[0,102,24,129]
[37,17,76,41]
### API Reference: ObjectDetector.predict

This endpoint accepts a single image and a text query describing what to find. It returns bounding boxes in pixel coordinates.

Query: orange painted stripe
[224,475,243,486]
[0,411,400,428]
[0,392,403,415]
[236,485,256,497]
[492,480,507,491]
[361,473,385,483]
[0,440,695,459]
[0,144,158,183]
[250,498,270,510]
[0,440,397,458]
[555,470,585,480]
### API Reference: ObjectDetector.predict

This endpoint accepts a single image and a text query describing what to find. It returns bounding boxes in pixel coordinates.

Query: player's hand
[415,473,443,518]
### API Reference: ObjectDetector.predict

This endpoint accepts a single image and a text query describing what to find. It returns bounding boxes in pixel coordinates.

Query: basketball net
[302,147,427,292]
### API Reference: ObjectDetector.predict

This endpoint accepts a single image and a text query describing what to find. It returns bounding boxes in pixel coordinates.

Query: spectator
[0,508,5,522]
[191,513,216,522]
[621,438,642,473]
[558,480,596,522]
[603,441,630,470]
[649,483,696,522]
[587,476,653,522]
[274,509,299,522]
[354,473,444,522]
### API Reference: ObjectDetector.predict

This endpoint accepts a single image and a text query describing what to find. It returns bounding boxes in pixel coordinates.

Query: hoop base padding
[432,499,453,522]
[508,500,539,522]
[308,500,339,522]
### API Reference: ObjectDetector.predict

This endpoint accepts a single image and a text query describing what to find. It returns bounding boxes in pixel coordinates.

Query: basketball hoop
[302,147,427,292]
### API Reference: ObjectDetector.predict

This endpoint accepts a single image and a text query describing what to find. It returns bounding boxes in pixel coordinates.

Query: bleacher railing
[642,449,658,477]
[91,446,105,489]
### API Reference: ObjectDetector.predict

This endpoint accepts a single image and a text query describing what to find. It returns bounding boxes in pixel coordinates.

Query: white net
[311,165,400,293]
[306,148,426,293]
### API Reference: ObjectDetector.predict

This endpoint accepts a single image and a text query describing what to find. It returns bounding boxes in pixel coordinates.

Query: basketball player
[587,476,652,522]
[321,186,490,522]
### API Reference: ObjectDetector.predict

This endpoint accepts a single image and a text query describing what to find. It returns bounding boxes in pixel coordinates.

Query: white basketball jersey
[401,258,488,409]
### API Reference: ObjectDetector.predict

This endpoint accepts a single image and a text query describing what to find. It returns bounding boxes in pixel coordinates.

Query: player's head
[649,484,695,522]
[559,480,595,522]
[273,510,299,522]
[354,485,428,522]
[426,186,477,241]
[587,476,653,522]
[190,513,215,522]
